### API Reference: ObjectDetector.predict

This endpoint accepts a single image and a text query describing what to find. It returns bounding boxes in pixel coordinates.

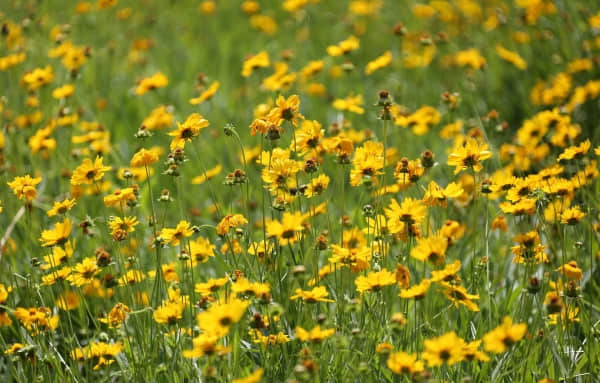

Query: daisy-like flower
[130,147,160,167]
[99,303,130,328]
[422,181,464,207]
[399,279,431,299]
[327,35,359,56]
[67,257,100,287]
[386,351,424,375]
[0,284,12,327]
[447,137,492,174]
[462,340,490,362]
[242,51,270,77]
[153,301,185,325]
[557,139,590,163]
[103,187,136,208]
[483,316,527,353]
[7,174,42,202]
[135,72,168,95]
[39,218,72,247]
[290,286,334,303]
[216,214,248,236]
[196,298,250,337]
[305,174,330,198]
[183,332,231,359]
[168,113,210,150]
[191,164,222,185]
[108,216,139,241]
[71,156,111,186]
[160,220,194,246]
[70,341,123,370]
[266,211,305,245]
[440,282,480,311]
[385,197,427,232]
[560,206,585,225]
[47,198,76,217]
[556,261,583,280]
[365,50,392,75]
[14,307,59,333]
[422,331,466,367]
[189,81,219,105]
[410,234,448,265]
[350,141,384,186]
[355,268,396,293]
[194,276,229,297]
[267,94,303,127]
[295,325,335,343]
[232,369,264,383]
[332,93,365,114]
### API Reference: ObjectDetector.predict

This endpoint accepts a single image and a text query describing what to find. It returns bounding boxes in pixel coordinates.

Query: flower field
[1,0,600,381]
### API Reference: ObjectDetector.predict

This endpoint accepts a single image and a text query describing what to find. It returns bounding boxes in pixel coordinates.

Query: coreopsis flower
[99,303,130,328]
[71,156,111,186]
[395,264,411,288]
[293,120,324,154]
[154,301,185,324]
[7,174,42,202]
[295,325,335,343]
[548,306,580,328]
[266,211,305,245]
[447,137,492,174]
[386,351,425,375]
[385,197,427,232]
[14,307,59,333]
[483,317,527,353]
[47,198,76,217]
[135,72,168,95]
[399,279,431,300]
[0,284,12,327]
[22,66,54,91]
[560,206,584,225]
[430,260,461,282]
[556,261,583,280]
[248,240,273,262]
[108,216,139,241]
[191,164,222,184]
[130,148,160,167]
[327,35,359,56]
[39,218,72,247]
[495,45,527,70]
[161,220,194,246]
[186,236,216,265]
[189,81,219,105]
[142,105,174,130]
[118,270,146,286]
[290,286,334,303]
[216,214,248,236]
[194,276,229,297]
[41,266,72,286]
[168,113,210,150]
[422,332,466,367]
[557,140,590,163]
[332,93,364,114]
[68,257,100,287]
[350,141,384,186]
[454,48,486,69]
[104,187,136,207]
[242,51,270,77]
[411,235,448,265]
[365,50,392,75]
[261,157,302,191]
[305,174,330,197]
[267,94,303,127]
[462,340,490,362]
[328,244,372,272]
[56,291,80,311]
[232,368,264,383]
[440,282,480,311]
[422,181,464,207]
[52,84,75,99]
[183,333,231,358]
[196,298,250,337]
[70,341,123,370]
[355,269,396,293]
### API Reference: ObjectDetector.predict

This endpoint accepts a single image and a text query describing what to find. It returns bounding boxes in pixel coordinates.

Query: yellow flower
[462,340,490,362]
[560,206,585,225]
[135,72,168,95]
[68,257,99,287]
[290,286,334,303]
[267,94,303,127]
[71,156,112,186]
[161,220,194,246]
[232,368,264,383]
[103,187,136,208]
[22,66,54,91]
[556,261,583,280]
[365,50,392,75]
[385,197,427,231]
[40,218,72,247]
[440,282,480,312]
[168,113,210,150]
[14,307,59,333]
[47,198,76,217]
[327,35,360,56]
[422,331,466,367]
[99,303,130,328]
[266,211,305,245]
[183,333,231,358]
[189,81,220,105]
[399,279,431,300]
[355,269,396,293]
[52,84,75,99]
[242,51,270,77]
[7,174,42,202]
[56,291,80,311]
[295,325,335,343]
[216,214,248,236]
[332,93,364,114]
[483,316,527,353]
[195,276,229,296]
[196,298,250,337]
[191,164,222,184]
[410,235,448,265]
[387,351,424,375]
[447,138,492,174]
[495,45,527,70]
[130,147,160,167]
[154,301,185,324]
